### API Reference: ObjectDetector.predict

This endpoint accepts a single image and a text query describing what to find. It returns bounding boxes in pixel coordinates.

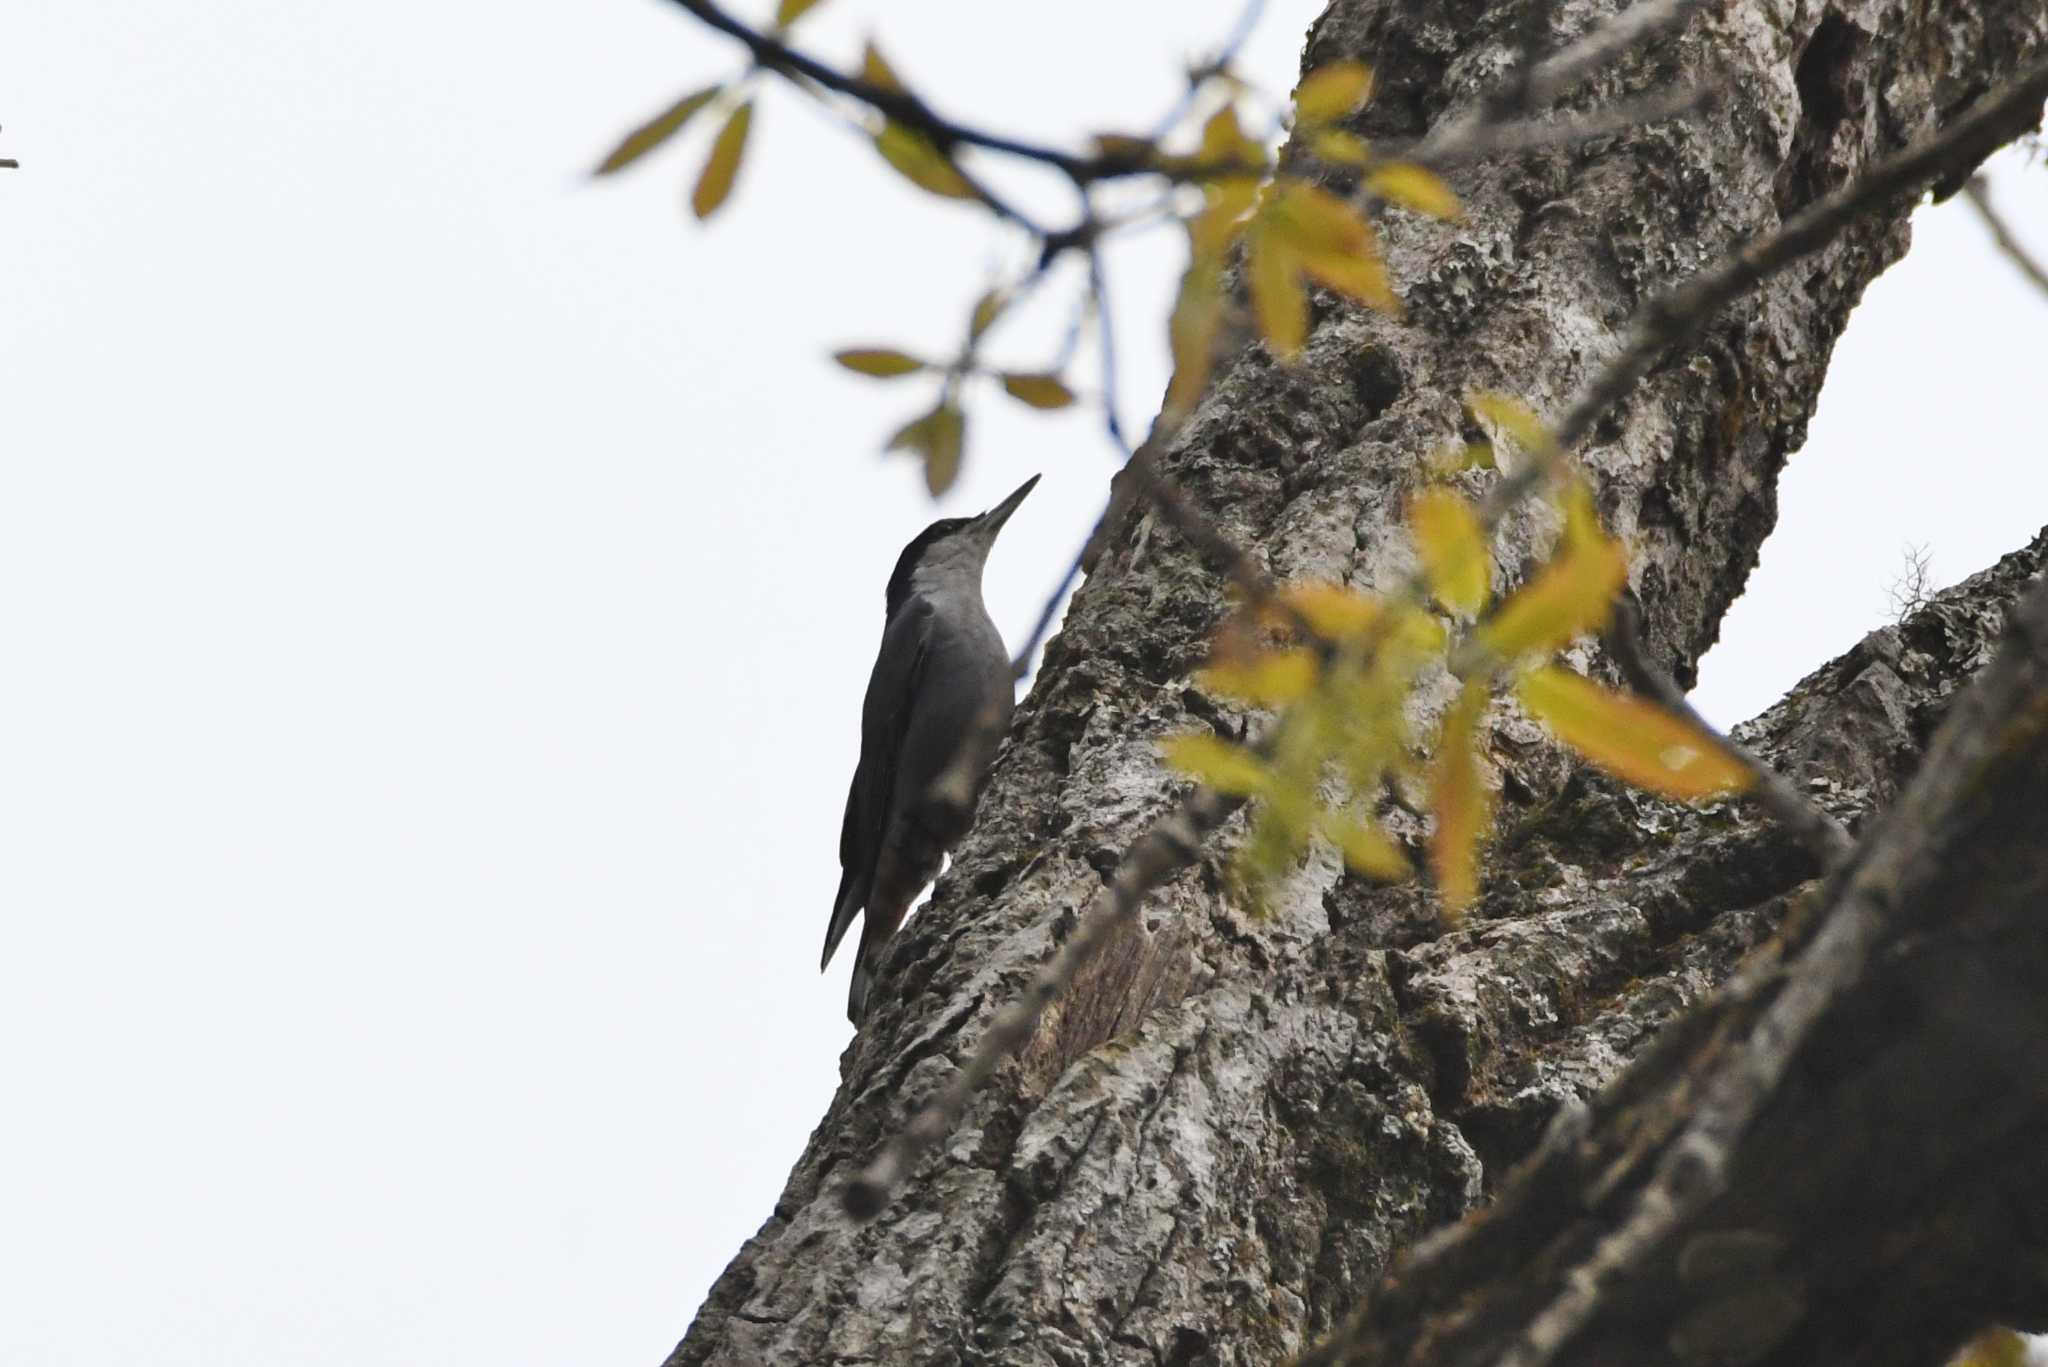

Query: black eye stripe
[884,518,975,616]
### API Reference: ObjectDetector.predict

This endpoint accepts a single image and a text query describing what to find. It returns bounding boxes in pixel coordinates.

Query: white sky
[3,4,2043,1364]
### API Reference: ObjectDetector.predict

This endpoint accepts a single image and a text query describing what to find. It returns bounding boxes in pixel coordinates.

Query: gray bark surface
[669,0,2048,1362]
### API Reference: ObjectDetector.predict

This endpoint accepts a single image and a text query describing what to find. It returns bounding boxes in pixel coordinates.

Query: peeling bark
[669,0,2048,1363]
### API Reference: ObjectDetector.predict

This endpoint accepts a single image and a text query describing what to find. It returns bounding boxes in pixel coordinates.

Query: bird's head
[884,474,1040,615]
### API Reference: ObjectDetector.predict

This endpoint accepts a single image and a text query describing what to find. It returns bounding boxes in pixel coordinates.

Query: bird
[823,474,1040,1025]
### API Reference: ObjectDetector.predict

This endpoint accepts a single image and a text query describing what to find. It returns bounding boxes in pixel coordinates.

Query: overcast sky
[4,4,2044,1365]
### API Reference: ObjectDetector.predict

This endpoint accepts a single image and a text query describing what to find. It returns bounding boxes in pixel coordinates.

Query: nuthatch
[823,475,1039,1024]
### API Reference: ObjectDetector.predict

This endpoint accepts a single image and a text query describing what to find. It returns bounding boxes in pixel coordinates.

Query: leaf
[1248,225,1307,357]
[1161,733,1272,796]
[690,101,753,219]
[1429,679,1492,919]
[1272,583,1381,641]
[1311,129,1374,166]
[1367,162,1463,221]
[1189,175,1260,258]
[885,403,966,496]
[1299,243,1397,315]
[1198,104,1258,169]
[875,121,978,201]
[1467,391,1559,463]
[594,86,720,175]
[1476,514,1628,660]
[773,0,826,27]
[1295,62,1375,125]
[1167,256,1223,417]
[1000,373,1076,409]
[1320,809,1411,879]
[1518,667,1754,800]
[1198,647,1319,705]
[1410,488,1491,615]
[969,288,1007,341]
[833,348,926,378]
[1274,180,1373,257]
[860,42,903,93]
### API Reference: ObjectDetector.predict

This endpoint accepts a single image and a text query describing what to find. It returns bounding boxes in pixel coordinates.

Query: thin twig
[1965,173,2048,299]
[1607,596,1853,865]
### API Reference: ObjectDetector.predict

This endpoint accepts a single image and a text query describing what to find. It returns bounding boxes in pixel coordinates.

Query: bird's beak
[978,474,1040,536]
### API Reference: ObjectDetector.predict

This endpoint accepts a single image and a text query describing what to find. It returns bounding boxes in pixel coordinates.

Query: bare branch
[1965,173,2048,299]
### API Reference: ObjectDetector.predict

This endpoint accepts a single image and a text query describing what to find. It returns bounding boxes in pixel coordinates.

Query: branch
[1965,173,2048,299]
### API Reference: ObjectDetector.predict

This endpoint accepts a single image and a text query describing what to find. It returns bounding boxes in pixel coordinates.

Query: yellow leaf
[1467,391,1560,462]
[773,0,826,28]
[691,101,753,219]
[594,86,719,176]
[1248,226,1307,357]
[833,348,926,378]
[1367,162,1463,221]
[999,373,1076,410]
[874,121,978,201]
[1161,733,1272,796]
[1189,175,1260,258]
[1311,129,1374,166]
[1410,488,1490,615]
[1198,647,1319,705]
[1952,1330,2030,1367]
[1300,244,1398,315]
[1199,104,1257,169]
[1476,515,1628,660]
[1429,679,1492,919]
[1427,440,1496,474]
[1272,583,1381,641]
[860,42,902,93]
[1321,812,1411,880]
[885,404,966,495]
[1274,180,1373,256]
[1517,668,1754,800]
[1166,255,1223,417]
[1295,62,1375,125]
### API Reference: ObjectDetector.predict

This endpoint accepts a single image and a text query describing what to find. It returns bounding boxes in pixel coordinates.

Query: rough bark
[670,0,2048,1362]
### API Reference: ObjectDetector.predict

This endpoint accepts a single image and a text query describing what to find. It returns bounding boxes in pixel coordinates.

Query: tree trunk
[670,0,2048,1362]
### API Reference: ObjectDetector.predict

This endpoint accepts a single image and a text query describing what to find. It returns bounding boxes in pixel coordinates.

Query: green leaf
[1429,679,1491,920]
[690,101,753,220]
[834,348,926,378]
[1517,667,1754,800]
[875,122,978,201]
[594,86,720,176]
[1161,733,1272,796]
[1366,162,1463,221]
[773,0,826,28]
[999,373,1075,409]
[1409,488,1490,616]
[1295,62,1375,125]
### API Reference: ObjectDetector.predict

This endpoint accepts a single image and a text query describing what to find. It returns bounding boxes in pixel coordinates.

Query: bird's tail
[821,868,863,973]
[847,954,874,1025]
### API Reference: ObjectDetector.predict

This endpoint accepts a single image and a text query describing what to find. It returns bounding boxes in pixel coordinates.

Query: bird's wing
[822,598,933,971]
